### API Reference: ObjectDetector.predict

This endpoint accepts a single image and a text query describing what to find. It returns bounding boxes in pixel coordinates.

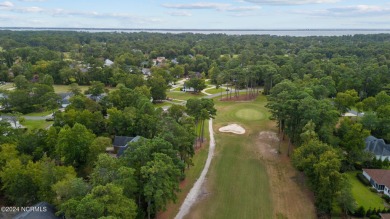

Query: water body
[2,27,390,36]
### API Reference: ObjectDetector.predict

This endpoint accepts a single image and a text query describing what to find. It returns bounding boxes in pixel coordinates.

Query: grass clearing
[53,85,90,93]
[184,95,316,219]
[21,120,53,130]
[345,171,385,209]
[24,110,54,117]
[166,91,205,101]
[204,87,224,95]
[186,97,273,219]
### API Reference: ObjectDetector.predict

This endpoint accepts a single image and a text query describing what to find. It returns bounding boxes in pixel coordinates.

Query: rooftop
[363,169,390,188]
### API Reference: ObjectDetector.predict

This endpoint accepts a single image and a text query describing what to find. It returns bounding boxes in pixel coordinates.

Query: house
[112,135,141,157]
[142,68,151,76]
[85,93,107,102]
[365,136,390,161]
[380,213,390,219]
[0,116,25,129]
[363,169,390,195]
[342,110,364,117]
[13,202,62,219]
[58,92,73,108]
[182,83,195,92]
[152,57,166,66]
[104,59,114,67]
[171,58,179,65]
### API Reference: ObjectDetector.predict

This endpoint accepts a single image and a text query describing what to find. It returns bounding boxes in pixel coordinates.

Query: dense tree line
[2,31,390,217]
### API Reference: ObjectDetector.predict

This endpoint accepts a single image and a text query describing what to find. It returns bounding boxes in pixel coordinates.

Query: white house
[363,169,390,196]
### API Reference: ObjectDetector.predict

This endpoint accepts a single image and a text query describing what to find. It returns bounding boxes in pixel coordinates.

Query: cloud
[0,1,14,7]
[162,2,230,10]
[293,5,390,17]
[162,2,261,12]
[242,0,339,5]
[167,11,192,16]
[15,6,45,13]
[18,0,47,2]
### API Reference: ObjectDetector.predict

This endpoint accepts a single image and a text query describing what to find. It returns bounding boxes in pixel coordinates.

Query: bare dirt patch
[257,130,317,219]
[219,124,245,134]
[220,93,259,101]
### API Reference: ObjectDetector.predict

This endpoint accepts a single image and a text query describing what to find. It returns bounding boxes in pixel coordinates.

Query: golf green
[235,108,264,121]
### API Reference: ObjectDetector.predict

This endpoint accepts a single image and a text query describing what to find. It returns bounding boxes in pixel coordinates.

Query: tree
[337,119,370,169]
[52,177,90,205]
[293,138,343,214]
[68,83,81,95]
[148,75,167,101]
[85,81,105,96]
[0,159,39,206]
[56,123,95,170]
[186,98,217,145]
[58,183,137,219]
[334,89,359,113]
[185,76,206,93]
[141,153,180,219]
[40,74,54,86]
[14,75,30,90]
[87,137,111,169]
[337,176,357,216]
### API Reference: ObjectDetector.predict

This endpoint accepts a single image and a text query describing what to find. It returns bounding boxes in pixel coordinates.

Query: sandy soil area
[218,124,245,134]
[256,131,317,219]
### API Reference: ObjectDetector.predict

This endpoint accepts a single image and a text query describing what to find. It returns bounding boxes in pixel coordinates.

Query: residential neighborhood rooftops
[363,169,390,189]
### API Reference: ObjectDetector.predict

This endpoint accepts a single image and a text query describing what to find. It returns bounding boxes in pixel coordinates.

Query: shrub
[354,206,366,217]
[383,195,390,203]
[356,173,371,186]
[370,215,380,219]
[369,187,378,193]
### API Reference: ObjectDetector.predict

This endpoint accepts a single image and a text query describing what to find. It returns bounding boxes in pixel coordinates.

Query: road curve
[175,119,215,219]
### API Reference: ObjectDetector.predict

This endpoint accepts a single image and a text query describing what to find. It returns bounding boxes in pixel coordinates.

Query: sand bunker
[219,124,245,134]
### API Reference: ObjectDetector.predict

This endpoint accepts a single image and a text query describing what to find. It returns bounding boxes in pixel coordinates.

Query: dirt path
[257,131,317,219]
[175,119,215,219]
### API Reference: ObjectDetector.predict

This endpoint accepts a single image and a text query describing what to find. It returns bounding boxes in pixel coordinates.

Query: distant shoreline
[1,27,390,31]
[1,27,390,36]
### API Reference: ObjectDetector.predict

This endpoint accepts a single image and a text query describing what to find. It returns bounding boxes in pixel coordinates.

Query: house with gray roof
[365,136,390,161]
[113,135,141,157]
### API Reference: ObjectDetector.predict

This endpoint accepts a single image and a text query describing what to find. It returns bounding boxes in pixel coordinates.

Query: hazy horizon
[0,0,389,29]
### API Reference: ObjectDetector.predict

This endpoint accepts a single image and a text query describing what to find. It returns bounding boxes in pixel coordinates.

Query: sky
[0,0,389,29]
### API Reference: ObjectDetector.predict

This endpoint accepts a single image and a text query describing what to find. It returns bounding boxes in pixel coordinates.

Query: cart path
[175,119,215,219]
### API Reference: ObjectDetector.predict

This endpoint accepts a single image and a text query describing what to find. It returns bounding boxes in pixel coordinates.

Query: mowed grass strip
[166,91,205,101]
[345,171,385,210]
[186,96,273,219]
[21,120,53,130]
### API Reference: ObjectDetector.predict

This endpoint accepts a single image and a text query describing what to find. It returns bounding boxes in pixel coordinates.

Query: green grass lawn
[166,91,205,101]
[21,120,53,130]
[24,110,54,117]
[346,171,385,209]
[153,102,172,108]
[186,96,273,219]
[171,87,182,91]
[53,84,90,93]
[204,87,225,95]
